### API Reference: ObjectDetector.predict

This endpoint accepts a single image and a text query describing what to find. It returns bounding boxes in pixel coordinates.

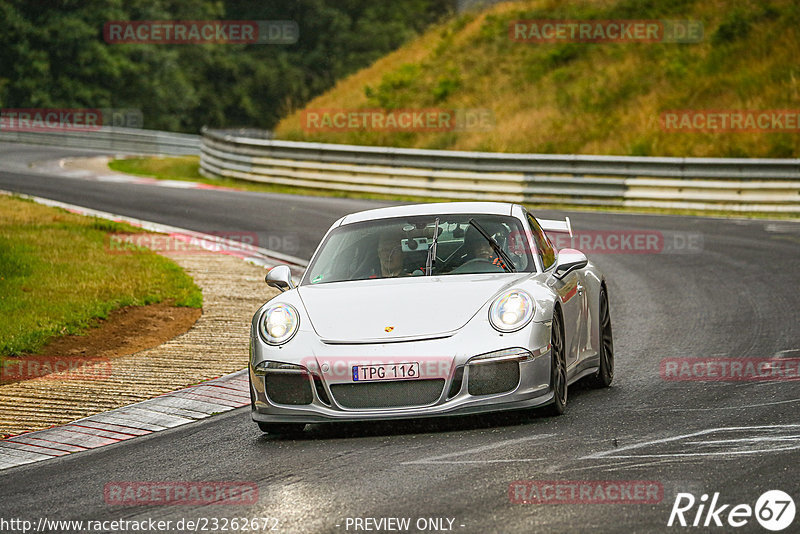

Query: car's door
[527,214,585,368]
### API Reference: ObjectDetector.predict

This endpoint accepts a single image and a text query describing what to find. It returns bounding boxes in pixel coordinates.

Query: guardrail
[0,127,200,156]
[200,128,800,213]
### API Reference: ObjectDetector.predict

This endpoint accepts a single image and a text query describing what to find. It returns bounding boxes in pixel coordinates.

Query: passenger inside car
[354,230,423,279]
[376,232,405,277]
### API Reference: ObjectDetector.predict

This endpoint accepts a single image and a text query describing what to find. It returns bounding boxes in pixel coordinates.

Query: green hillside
[275,0,800,158]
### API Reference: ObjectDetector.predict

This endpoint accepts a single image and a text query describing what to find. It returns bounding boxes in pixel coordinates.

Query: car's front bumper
[249,320,554,423]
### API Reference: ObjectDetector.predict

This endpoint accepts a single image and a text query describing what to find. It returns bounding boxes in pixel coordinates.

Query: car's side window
[527,214,556,270]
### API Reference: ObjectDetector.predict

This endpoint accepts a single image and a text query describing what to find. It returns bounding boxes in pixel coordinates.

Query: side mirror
[265,265,295,292]
[554,248,588,279]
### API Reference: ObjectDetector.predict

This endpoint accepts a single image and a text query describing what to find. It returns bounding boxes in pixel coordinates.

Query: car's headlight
[489,291,535,332]
[260,304,299,345]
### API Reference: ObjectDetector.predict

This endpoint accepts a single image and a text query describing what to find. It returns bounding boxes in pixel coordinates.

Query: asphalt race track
[1,142,799,533]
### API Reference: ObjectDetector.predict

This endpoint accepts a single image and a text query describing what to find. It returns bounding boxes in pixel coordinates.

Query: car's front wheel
[541,309,567,416]
[257,422,306,435]
[587,287,614,388]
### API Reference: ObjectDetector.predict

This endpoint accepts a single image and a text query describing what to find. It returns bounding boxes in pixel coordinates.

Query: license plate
[352,363,420,382]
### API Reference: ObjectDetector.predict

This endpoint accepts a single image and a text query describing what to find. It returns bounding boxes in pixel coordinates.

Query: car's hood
[297,274,528,343]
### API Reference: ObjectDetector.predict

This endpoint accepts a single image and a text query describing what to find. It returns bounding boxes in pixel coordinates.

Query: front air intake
[330,379,445,409]
[265,373,314,405]
[467,361,520,396]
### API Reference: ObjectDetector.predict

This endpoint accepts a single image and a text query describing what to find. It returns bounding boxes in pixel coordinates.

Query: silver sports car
[249,202,613,434]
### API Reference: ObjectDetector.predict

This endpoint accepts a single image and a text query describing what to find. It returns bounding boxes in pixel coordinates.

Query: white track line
[581,424,800,460]
[403,434,553,465]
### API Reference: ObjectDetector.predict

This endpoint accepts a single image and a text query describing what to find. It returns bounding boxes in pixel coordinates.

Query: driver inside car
[462,226,508,270]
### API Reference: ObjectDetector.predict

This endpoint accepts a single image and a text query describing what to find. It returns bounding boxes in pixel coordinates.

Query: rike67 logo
[668,490,796,531]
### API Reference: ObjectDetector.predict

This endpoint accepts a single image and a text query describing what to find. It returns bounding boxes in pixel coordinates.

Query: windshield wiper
[467,218,516,273]
[425,217,440,276]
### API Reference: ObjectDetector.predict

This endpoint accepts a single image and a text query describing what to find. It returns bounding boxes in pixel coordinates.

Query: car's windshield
[302,214,533,285]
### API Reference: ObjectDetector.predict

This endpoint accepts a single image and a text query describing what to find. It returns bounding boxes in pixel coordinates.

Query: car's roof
[340,202,518,226]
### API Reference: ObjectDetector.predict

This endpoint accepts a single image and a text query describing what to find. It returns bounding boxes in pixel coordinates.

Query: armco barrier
[200,128,800,213]
[0,127,200,156]
[7,125,795,212]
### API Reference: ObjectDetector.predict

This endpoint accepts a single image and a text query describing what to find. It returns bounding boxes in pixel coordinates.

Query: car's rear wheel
[541,309,567,416]
[257,422,306,435]
[587,287,614,388]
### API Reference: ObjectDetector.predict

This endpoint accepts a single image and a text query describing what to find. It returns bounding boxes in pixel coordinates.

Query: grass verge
[109,156,800,221]
[0,194,202,357]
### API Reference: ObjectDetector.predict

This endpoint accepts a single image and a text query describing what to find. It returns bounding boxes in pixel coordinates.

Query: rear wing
[538,217,573,237]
